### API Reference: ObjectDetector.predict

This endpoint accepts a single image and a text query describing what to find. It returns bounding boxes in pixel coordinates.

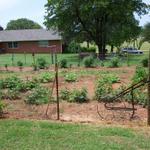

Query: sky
[0,0,149,29]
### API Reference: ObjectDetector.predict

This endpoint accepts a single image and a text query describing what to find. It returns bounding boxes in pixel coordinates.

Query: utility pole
[148,49,150,126]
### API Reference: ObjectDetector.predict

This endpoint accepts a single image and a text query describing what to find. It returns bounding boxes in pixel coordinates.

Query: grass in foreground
[0,120,150,150]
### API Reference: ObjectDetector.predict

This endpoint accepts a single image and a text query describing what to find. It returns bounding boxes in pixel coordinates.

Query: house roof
[0,29,61,42]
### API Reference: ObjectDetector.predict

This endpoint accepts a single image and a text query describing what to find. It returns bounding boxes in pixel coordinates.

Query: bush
[25,86,50,105]
[110,57,120,67]
[83,56,94,67]
[67,41,80,53]
[69,88,88,103]
[64,72,77,82]
[141,58,148,67]
[37,58,47,69]
[38,72,54,83]
[59,59,68,68]
[132,66,148,83]
[80,47,96,53]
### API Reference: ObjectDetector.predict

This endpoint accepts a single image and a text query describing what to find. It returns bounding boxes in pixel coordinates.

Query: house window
[8,42,18,49]
[38,40,49,47]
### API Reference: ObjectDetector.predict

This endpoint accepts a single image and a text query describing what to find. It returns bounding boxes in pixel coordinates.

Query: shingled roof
[0,29,61,42]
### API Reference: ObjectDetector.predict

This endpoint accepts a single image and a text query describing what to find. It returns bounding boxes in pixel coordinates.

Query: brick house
[0,29,62,53]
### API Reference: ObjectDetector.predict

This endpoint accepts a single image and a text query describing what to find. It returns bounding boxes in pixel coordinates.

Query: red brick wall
[1,40,62,53]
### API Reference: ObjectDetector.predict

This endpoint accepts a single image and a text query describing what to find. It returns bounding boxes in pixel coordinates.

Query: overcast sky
[0,0,149,29]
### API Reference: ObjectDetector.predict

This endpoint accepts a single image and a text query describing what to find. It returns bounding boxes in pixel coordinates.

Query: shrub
[37,57,47,69]
[110,57,120,67]
[132,66,148,83]
[83,56,94,67]
[59,59,67,68]
[25,86,50,105]
[80,47,96,53]
[69,88,88,103]
[67,41,80,53]
[141,57,148,67]
[60,88,70,100]
[64,72,77,82]
[38,72,54,83]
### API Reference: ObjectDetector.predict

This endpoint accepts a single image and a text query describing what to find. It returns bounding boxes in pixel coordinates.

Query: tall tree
[45,0,148,59]
[6,18,42,30]
[143,22,150,43]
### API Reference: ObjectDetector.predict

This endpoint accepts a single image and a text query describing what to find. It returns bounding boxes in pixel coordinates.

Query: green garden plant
[110,57,120,68]
[132,66,148,83]
[37,57,47,69]
[64,72,77,82]
[69,88,88,103]
[59,59,68,68]
[38,72,54,83]
[17,61,23,71]
[0,100,5,117]
[4,89,20,100]
[3,76,23,90]
[60,88,70,100]
[25,86,50,105]
[95,76,113,101]
[141,57,148,67]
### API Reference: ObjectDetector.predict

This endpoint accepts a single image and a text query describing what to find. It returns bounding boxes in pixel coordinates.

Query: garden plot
[0,66,148,125]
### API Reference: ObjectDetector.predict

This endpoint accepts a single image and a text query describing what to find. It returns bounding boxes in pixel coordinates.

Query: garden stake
[148,49,150,126]
[24,51,26,64]
[55,51,60,120]
[11,53,14,66]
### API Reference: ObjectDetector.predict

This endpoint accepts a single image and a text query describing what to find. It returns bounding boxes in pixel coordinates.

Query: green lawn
[0,53,79,67]
[0,52,148,67]
[0,120,150,150]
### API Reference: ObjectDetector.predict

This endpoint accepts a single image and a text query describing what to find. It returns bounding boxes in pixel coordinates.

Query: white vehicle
[121,47,143,54]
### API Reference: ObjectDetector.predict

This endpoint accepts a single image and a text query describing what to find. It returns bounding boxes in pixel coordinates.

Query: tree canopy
[143,22,150,43]
[45,0,149,59]
[6,18,42,30]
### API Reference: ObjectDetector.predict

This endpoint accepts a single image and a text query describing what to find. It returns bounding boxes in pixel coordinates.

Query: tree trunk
[97,43,106,60]
[111,45,114,53]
